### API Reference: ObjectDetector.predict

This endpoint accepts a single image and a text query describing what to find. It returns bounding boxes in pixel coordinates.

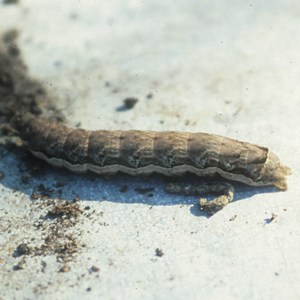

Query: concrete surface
[1,1,300,299]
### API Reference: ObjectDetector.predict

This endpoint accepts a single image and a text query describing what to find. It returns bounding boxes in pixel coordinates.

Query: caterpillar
[13,112,291,215]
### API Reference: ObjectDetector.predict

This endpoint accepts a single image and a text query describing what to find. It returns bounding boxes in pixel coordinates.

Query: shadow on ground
[0,144,278,218]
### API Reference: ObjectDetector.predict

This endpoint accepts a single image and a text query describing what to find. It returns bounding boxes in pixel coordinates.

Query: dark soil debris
[199,202,226,217]
[146,93,153,99]
[0,29,65,141]
[14,243,33,257]
[116,97,139,111]
[31,192,42,200]
[46,201,83,220]
[31,184,53,200]
[123,97,138,109]
[265,212,278,224]
[155,248,164,257]
[73,195,80,202]
[0,171,4,180]
[229,214,237,221]
[13,199,84,271]
[41,261,47,273]
[13,258,26,271]
[89,265,100,273]
[59,264,71,273]
[0,30,85,274]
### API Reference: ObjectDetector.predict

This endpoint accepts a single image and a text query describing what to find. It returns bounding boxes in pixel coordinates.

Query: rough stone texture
[1,1,300,300]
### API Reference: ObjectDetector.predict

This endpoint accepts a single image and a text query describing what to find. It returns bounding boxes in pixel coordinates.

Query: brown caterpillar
[13,112,290,188]
[13,112,291,214]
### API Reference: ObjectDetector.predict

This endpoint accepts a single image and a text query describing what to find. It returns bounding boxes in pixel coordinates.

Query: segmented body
[13,113,290,190]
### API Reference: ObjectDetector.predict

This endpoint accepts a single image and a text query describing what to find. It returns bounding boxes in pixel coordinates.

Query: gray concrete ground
[1,1,300,299]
